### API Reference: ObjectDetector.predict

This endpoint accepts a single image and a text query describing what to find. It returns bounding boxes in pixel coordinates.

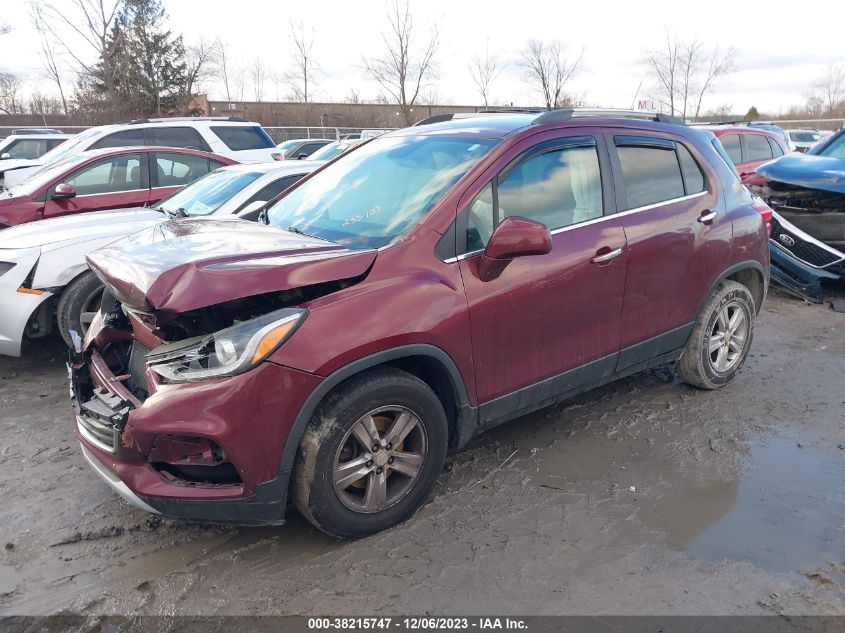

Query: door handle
[698,209,718,224]
[590,246,623,264]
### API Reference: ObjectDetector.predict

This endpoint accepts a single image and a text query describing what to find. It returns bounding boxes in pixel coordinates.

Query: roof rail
[533,108,686,126]
[124,116,249,125]
[11,128,65,135]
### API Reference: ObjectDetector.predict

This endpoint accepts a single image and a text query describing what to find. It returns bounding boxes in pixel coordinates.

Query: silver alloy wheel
[708,300,749,372]
[333,405,428,514]
[79,286,103,334]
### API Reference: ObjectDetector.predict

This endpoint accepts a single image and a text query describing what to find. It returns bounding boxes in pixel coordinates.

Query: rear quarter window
[210,126,275,151]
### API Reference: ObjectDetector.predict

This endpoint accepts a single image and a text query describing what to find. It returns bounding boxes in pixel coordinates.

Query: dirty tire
[678,280,755,390]
[293,367,448,539]
[57,271,104,348]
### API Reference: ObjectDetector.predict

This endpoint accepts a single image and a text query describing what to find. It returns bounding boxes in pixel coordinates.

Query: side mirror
[237,199,267,221]
[478,216,552,282]
[52,183,77,199]
[0,153,10,160]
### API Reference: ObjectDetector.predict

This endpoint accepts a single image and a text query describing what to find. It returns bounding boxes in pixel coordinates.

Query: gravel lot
[0,290,843,616]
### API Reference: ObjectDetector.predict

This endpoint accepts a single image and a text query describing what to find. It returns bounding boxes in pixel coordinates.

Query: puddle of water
[686,438,845,572]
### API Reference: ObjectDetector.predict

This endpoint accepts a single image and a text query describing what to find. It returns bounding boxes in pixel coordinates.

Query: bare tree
[250,57,266,103]
[0,73,23,115]
[469,41,503,107]
[812,64,845,116]
[30,3,69,115]
[643,32,733,121]
[233,65,246,102]
[183,38,217,104]
[288,21,317,105]
[363,0,438,126]
[40,0,125,117]
[216,38,233,103]
[522,39,583,111]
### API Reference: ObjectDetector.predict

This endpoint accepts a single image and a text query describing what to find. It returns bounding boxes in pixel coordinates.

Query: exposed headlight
[148,308,306,383]
[0,261,14,278]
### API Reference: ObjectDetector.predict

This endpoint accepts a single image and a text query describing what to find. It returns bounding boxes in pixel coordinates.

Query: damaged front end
[752,159,845,302]
[69,219,375,523]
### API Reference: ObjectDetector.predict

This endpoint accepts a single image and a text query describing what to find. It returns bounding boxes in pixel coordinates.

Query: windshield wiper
[160,207,188,218]
[287,225,319,239]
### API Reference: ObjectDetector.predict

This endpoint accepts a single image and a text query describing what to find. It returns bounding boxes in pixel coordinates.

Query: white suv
[0,130,73,161]
[0,118,281,188]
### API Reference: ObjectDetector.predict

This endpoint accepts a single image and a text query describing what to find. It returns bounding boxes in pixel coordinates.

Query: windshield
[34,127,102,165]
[266,134,496,249]
[5,154,89,197]
[155,168,265,216]
[309,142,348,161]
[815,133,845,159]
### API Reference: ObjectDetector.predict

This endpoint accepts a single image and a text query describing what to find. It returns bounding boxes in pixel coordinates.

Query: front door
[608,133,732,369]
[43,152,150,218]
[456,132,627,420]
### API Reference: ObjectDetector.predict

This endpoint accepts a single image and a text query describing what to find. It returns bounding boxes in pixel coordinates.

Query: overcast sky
[3,0,844,116]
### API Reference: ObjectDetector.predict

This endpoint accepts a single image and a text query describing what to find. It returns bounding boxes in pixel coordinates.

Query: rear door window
[719,134,742,164]
[89,129,146,150]
[615,140,685,209]
[153,152,225,188]
[150,127,210,151]
[676,144,705,194]
[210,126,275,151]
[745,134,774,162]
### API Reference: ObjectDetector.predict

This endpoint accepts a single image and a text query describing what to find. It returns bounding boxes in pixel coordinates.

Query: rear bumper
[71,352,323,524]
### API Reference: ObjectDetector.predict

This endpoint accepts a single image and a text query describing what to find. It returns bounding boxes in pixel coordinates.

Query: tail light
[271,152,285,161]
[751,197,773,237]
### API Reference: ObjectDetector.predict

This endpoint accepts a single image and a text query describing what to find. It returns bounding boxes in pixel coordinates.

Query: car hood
[86,217,377,313]
[0,158,40,173]
[0,207,163,251]
[755,154,845,194]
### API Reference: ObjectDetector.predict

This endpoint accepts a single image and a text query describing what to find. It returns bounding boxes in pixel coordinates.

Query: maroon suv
[71,111,771,538]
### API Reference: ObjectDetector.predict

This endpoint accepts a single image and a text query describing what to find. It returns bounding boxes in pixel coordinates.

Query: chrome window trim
[443,191,709,264]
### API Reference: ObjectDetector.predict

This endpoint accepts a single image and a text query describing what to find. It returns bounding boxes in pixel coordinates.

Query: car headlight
[0,261,15,278]
[148,308,306,383]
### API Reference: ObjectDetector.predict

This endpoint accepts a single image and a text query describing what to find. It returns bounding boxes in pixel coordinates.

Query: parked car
[0,161,320,356]
[0,146,235,228]
[750,127,845,301]
[0,117,280,188]
[0,130,72,161]
[275,138,334,159]
[705,125,791,186]
[72,110,770,539]
[306,139,364,162]
[785,128,821,153]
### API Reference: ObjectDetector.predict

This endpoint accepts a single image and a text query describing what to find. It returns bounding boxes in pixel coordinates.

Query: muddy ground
[0,291,843,616]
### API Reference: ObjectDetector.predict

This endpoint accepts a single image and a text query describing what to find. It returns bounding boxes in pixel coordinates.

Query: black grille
[127,341,151,395]
[770,217,843,268]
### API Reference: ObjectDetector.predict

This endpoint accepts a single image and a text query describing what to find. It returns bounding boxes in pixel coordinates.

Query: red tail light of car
[752,197,774,236]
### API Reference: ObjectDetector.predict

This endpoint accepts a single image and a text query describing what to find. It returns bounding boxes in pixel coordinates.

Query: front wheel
[678,280,756,390]
[292,368,448,539]
[56,271,104,348]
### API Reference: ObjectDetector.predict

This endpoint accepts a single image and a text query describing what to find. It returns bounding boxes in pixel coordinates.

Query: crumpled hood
[86,216,377,313]
[756,154,845,194]
[0,207,162,251]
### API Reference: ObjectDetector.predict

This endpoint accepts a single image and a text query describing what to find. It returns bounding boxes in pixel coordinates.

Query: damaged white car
[0,161,320,356]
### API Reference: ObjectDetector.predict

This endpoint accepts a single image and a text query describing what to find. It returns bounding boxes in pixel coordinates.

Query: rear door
[42,152,150,218]
[608,132,731,371]
[149,151,228,204]
[456,130,627,413]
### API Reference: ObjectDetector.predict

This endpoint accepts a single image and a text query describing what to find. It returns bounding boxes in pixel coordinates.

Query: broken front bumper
[768,212,845,302]
[69,346,323,525]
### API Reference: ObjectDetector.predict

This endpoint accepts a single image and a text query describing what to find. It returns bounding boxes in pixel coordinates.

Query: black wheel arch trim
[277,343,475,479]
[700,259,768,316]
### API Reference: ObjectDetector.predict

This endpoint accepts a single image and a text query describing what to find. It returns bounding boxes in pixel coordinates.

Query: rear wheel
[293,368,448,539]
[678,280,755,390]
[56,271,104,348]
